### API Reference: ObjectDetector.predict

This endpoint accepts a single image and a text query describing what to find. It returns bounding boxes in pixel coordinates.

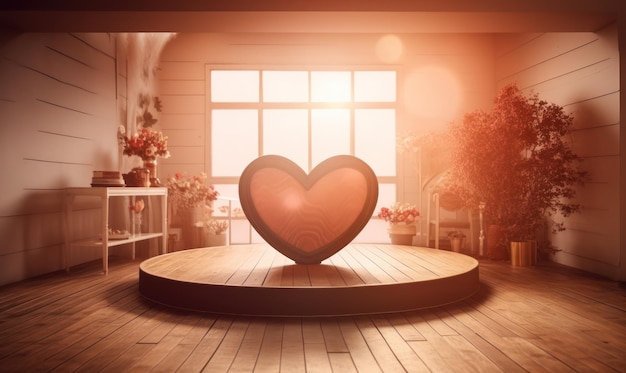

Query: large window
[208,68,398,243]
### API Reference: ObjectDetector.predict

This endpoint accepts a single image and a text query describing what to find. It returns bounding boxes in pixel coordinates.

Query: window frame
[205,65,401,244]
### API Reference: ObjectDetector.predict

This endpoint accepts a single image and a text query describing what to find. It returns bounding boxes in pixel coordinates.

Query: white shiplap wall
[495,24,622,279]
[0,33,119,285]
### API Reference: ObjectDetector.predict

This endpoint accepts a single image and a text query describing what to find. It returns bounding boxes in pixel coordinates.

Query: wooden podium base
[139,243,480,316]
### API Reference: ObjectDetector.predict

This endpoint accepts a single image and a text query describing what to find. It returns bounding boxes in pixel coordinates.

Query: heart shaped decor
[239,155,378,264]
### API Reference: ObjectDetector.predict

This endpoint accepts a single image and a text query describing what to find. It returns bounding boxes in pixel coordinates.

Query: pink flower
[377,203,419,224]
[166,172,220,209]
[130,199,145,213]
[123,128,170,161]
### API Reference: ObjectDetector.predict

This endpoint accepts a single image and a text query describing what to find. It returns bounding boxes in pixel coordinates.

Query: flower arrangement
[123,127,171,161]
[166,172,219,209]
[447,230,466,240]
[377,202,420,225]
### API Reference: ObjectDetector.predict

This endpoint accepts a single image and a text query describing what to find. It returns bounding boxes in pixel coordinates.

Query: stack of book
[91,170,124,187]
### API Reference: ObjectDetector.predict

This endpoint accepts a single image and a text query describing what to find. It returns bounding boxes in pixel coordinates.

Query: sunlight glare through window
[355,71,396,102]
[311,109,350,168]
[208,68,398,243]
[263,71,309,102]
[263,109,309,171]
[311,71,351,102]
[355,109,396,176]
[211,110,259,176]
[211,70,259,102]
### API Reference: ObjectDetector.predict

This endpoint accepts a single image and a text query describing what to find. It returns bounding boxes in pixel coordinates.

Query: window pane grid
[208,67,398,242]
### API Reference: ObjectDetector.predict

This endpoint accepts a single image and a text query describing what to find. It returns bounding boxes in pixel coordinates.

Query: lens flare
[376,34,404,63]
[403,66,462,124]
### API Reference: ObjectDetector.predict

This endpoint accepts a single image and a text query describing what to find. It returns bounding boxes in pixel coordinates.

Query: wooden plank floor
[0,255,625,372]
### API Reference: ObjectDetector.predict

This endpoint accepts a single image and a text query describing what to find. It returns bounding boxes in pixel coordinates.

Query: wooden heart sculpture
[239,155,378,264]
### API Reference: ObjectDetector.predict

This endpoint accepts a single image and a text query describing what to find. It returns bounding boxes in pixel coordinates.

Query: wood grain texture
[0,256,624,372]
[0,32,118,286]
[138,244,479,316]
[251,168,367,251]
[239,155,378,264]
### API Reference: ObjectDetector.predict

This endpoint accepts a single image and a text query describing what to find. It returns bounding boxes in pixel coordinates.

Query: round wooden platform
[138,243,480,316]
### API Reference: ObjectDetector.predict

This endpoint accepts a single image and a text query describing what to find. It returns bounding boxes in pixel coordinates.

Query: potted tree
[447,84,587,264]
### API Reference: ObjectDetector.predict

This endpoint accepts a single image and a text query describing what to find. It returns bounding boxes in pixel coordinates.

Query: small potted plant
[166,172,220,248]
[377,202,420,245]
[167,172,219,211]
[203,218,229,247]
[447,230,466,252]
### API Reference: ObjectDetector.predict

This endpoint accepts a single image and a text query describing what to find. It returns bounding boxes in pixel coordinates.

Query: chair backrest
[437,191,465,211]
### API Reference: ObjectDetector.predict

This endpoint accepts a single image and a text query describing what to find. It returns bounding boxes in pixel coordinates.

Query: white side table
[63,187,168,274]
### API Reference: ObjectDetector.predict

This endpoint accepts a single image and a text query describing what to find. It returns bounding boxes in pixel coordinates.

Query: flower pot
[123,168,149,187]
[205,233,227,247]
[387,224,416,246]
[181,206,204,249]
[510,240,537,267]
[450,237,465,252]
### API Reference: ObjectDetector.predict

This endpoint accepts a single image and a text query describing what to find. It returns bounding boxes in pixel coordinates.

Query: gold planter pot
[510,240,537,267]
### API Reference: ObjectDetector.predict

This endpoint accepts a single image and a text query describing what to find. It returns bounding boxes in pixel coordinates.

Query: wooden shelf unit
[63,187,168,274]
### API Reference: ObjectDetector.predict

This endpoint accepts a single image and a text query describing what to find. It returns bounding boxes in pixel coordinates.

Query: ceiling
[0,1,621,33]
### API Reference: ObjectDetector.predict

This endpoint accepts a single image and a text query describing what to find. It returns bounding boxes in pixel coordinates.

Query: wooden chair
[426,191,475,252]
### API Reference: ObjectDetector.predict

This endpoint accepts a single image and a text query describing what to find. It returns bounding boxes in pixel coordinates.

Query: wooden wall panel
[571,126,620,158]
[160,95,204,114]
[159,61,205,80]
[159,80,205,95]
[516,59,618,106]
[154,59,207,180]
[160,113,204,130]
[0,33,119,286]
[496,32,598,80]
[495,24,621,278]
[162,128,205,147]
[160,145,205,170]
[562,156,620,229]
[72,33,116,58]
[568,91,619,130]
